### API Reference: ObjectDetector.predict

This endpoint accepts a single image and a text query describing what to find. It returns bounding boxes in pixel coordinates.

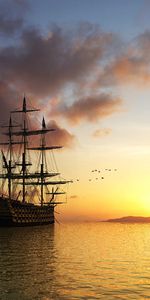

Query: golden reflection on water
[1,223,150,299]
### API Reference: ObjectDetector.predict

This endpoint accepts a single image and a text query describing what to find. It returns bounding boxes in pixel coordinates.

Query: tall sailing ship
[0,97,71,226]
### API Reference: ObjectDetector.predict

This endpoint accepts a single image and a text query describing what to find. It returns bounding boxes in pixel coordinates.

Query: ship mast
[11,96,40,203]
[8,117,13,200]
[40,117,46,206]
[0,97,72,206]
[0,116,20,199]
[22,99,27,203]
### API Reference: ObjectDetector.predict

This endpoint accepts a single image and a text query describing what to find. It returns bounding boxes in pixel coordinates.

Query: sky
[1,0,150,221]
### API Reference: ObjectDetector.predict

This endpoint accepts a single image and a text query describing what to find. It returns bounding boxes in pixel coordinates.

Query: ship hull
[0,197,54,227]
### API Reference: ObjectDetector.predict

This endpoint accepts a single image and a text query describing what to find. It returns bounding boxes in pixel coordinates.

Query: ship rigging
[0,97,71,226]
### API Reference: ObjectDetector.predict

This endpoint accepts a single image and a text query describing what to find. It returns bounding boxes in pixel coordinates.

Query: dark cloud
[0,25,115,97]
[0,10,124,142]
[0,0,29,13]
[136,30,150,61]
[51,94,122,125]
[0,81,19,122]
[0,0,28,36]
[13,0,28,6]
[0,14,23,35]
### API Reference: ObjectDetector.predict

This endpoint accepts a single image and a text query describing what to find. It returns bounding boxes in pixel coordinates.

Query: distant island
[105,216,150,223]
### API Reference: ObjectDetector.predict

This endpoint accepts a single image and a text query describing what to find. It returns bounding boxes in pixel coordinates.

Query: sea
[0,222,150,300]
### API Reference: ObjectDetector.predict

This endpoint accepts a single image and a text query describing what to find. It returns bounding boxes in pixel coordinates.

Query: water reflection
[0,225,59,300]
[1,223,150,299]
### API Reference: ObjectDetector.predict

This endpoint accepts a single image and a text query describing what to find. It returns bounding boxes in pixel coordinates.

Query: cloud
[0,13,123,131]
[0,0,29,12]
[0,81,19,122]
[51,93,122,125]
[0,11,125,140]
[0,14,23,35]
[47,120,76,148]
[0,0,28,36]
[0,100,75,149]
[0,82,75,148]
[92,128,112,138]
[70,195,78,199]
[13,0,28,6]
[96,31,150,87]
[0,24,115,98]
[99,55,150,87]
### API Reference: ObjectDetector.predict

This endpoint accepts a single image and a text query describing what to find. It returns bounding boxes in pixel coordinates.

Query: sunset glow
[1,0,150,221]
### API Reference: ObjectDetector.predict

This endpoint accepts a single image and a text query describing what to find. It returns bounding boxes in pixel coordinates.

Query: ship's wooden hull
[0,197,54,227]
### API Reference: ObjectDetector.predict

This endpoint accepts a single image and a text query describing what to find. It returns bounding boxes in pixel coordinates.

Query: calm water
[0,223,150,299]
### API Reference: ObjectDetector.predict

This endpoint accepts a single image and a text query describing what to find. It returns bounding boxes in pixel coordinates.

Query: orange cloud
[100,55,150,86]
[70,195,78,199]
[97,31,150,87]
[47,120,76,148]
[92,128,112,138]
[51,94,122,125]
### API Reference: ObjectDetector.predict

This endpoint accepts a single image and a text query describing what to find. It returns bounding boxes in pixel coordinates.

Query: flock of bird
[75,168,117,183]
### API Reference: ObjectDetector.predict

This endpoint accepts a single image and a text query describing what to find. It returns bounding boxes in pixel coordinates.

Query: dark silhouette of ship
[0,97,71,226]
